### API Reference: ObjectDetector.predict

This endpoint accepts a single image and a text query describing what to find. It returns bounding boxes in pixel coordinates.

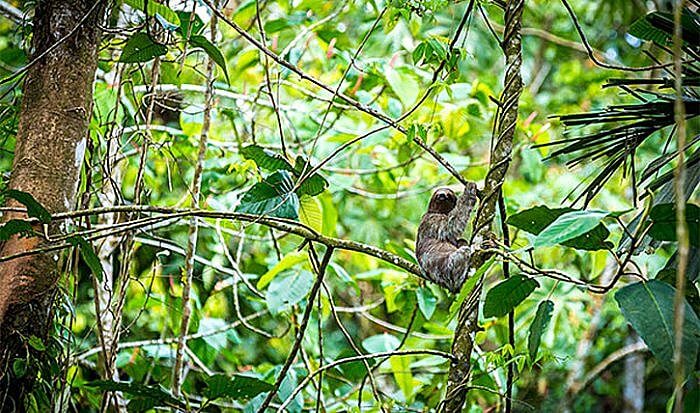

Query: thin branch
[172,3,219,397]
[257,246,334,411]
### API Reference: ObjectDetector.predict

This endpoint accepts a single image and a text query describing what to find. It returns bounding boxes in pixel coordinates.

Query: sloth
[416,183,481,293]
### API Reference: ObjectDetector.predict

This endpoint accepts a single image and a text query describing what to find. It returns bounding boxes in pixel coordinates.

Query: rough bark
[0,0,105,408]
[441,0,523,411]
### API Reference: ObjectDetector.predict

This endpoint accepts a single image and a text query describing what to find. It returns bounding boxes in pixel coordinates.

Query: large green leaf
[4,189,51,223]
[265,270,314,315]
[235,170,299,219]
[648,203,700,247]
[615,280,700,376]
[188,35,230,83]
[483,275,539,318]
[293,156,328,197]
[507,205,612,250]
[204,374,273,400]
[528,300,554,360]
[123,0,180,27]
[240,147,327,197]
[534,210,610,248]
[241,145,293,172]
[120,32,167,63]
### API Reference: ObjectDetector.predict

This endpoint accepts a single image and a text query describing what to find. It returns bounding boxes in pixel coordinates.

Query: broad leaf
[265,270,314,315]
[507,205,612,250]
[299,195,322,232]
[189,35,230,83]
[483,275,539,318]
[120,32,167,63]
[235,170,299,219]
[416,287,437,320]
[615,280,700,376]
[66,235,104,277]
[240,145,293,172]
[528,300,554,360]
[534,210,610,248]
[124,0,181,27]
[293,156,328,197]
[648,203,700,247]
[4,189,51,223]
[204,374,273,400]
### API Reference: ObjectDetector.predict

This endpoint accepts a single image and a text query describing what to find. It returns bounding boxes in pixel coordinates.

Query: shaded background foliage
[0,0,697,411]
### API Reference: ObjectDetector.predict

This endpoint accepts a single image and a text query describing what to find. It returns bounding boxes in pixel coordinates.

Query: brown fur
[416,183,478,293]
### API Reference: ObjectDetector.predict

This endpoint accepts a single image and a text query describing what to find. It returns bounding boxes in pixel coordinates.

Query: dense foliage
[0,0,698,411]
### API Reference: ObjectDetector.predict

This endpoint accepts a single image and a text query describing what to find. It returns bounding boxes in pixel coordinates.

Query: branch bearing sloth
[416,182,482,293]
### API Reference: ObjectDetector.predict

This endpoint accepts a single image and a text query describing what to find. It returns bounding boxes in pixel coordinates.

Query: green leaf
[66,235,104,277]
[235,170,299,219]
[0,219,35,240]
[648,203,700,247]
[528,300,554,360]
[204,374,273,401]
[390,354,416,401]
[240,145,293,172]
[616,280,700,376]
[4,189,51,223]
[257,251,307,290]
[177,11,204,36]
[124,0,181,27]
[299,195,322,233]
[28,335,46,352]
[416,287,437,320]
[483,275,539,318]
[265,270,314,315]
[12,359,27,377]
[534,210,610,248]
[188,35,230,83]
[85,380,184,409]
[119,32,167,63]
[362,333,400,353]
[385,66,420,108]
[293,156,328,197]
[508,205,612,250]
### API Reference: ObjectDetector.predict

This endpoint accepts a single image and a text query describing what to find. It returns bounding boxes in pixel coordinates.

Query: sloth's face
[428,188,457,214]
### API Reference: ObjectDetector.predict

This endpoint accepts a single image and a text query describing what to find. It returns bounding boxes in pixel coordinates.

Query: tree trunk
[0,0,105,408]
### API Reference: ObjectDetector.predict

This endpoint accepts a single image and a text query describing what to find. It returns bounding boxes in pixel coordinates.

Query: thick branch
[442,0,523,411]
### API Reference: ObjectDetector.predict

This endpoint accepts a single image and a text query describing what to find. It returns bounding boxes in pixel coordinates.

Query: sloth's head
[427,188,457,214]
